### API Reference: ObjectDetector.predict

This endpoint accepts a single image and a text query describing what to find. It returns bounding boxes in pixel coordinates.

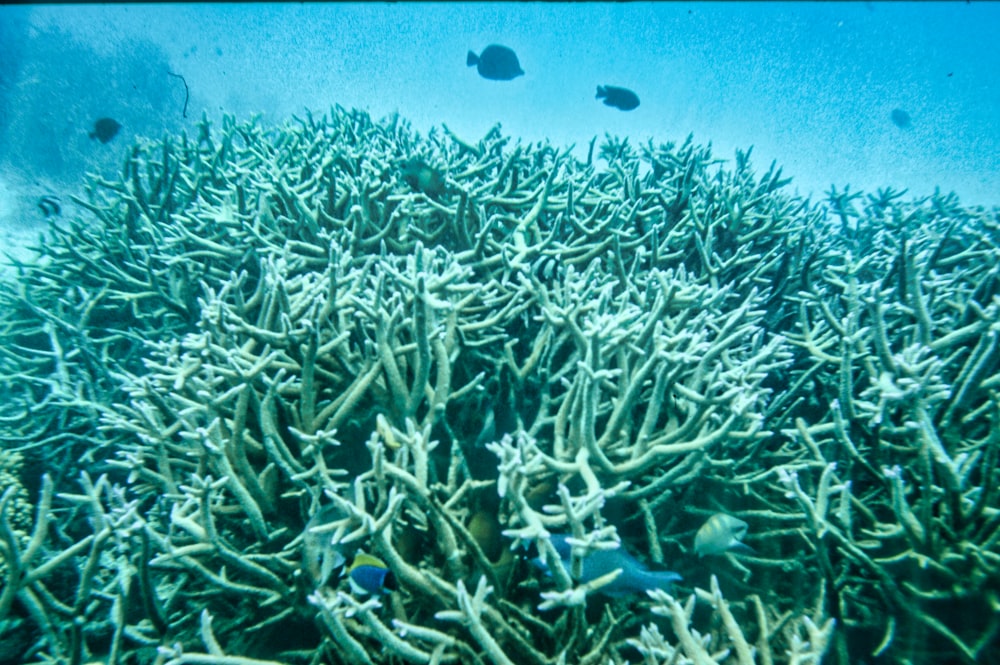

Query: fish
[693,513,753,557]
[37,195,61,217]
[401,158,447,198]
[347,553,397,595]
[534,533,681,597]
[89,117,121,143]
[467,45,524,81]
[301,503,359,586]
[468,509,503,562]
[532,255,564,283]
[596,85,640,111]
[890,108,911,129]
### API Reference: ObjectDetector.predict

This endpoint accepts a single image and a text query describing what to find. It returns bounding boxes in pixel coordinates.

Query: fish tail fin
[467,51,479,67]
[646,569,683,592]
[596,86,605,99]
[88,131,96,140]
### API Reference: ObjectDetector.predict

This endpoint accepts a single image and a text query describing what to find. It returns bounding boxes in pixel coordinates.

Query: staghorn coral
[0,451,32,538]
[0,107,997,664]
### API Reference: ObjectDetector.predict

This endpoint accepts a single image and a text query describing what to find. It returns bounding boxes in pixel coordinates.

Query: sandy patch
[0,169,66,274]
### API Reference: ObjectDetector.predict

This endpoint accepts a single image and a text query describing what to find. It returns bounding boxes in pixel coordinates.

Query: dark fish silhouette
[89,117,121,143]
[38,195,61,217]
[596,85,640,111]
[401,158,447,197]
[890,108,911,129]
[467,45,523,81]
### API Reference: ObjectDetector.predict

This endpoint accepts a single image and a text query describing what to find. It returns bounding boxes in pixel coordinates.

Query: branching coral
[630,575,834,665]
[1,108,997,664]
[753,189,1000,663]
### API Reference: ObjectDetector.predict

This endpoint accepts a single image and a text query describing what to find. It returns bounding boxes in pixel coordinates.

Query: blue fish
[534,534,681,597]
[348,553,396,595]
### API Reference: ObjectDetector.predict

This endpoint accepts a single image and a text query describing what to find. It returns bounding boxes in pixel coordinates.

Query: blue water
[2,2,998,205]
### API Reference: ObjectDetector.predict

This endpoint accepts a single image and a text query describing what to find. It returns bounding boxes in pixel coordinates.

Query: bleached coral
[0,109,997,665]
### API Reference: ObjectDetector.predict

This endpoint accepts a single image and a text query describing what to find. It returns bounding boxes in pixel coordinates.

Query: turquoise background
[3,1,999,204]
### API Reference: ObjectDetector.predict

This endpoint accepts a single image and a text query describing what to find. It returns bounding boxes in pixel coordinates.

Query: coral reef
[1,107,998,664]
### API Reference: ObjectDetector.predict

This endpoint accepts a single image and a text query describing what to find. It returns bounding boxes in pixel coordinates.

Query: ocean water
[0,3,998,664]
[3,3,999,208]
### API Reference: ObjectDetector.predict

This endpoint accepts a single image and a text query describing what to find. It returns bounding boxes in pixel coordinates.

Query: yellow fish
[694,513,752,557]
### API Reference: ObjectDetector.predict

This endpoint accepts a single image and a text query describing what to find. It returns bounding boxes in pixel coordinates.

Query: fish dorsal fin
[350,552,386,571]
